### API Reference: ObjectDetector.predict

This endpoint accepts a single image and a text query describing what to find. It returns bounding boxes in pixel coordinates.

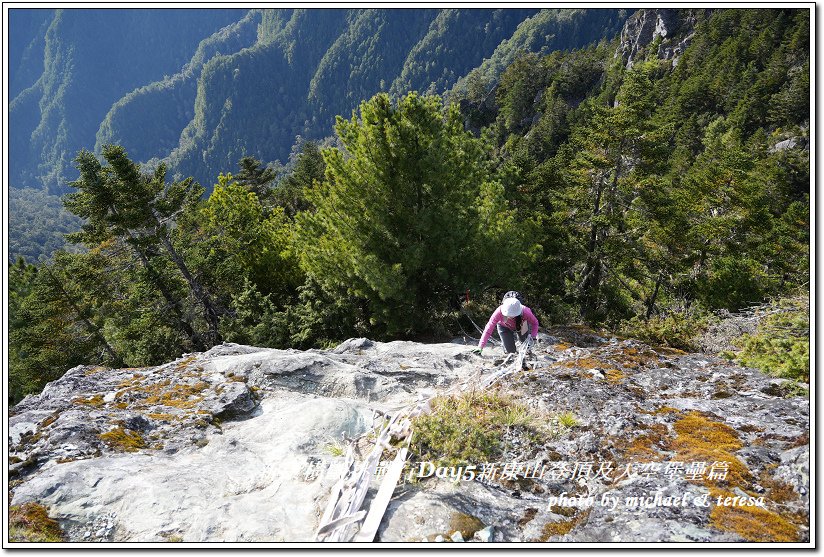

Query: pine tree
[9,252,122,403]
[64,146,222,349]
[559,61,670,321]
[296,92,526,337]
[193,173,301,300]
[235,156,278,201]
[273,141,325,217]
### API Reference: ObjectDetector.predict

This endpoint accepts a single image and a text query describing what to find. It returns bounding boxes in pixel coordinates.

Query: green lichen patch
[448,512,485,539]
[424,512,486,542]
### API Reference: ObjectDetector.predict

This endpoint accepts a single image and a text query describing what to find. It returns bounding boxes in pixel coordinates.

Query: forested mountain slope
[9,9,247,194]
[472,7,810,323]
[9,8,628,194]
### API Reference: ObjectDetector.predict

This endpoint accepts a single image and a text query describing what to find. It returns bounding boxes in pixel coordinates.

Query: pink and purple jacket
[478,306,540,348]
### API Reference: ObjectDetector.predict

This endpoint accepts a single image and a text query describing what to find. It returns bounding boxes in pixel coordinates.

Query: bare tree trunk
[646,272,664,319]
[580,175,605,320]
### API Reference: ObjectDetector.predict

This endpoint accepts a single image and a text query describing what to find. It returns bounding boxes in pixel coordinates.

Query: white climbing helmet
[501,297,523,317]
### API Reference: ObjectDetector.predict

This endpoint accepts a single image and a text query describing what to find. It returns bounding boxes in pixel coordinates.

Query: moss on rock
[9,502,65,542]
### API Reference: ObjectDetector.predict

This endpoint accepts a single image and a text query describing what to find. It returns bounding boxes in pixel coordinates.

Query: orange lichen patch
[40,411,61,428]
[611,346,661,370]
[540,519,577,538]
[558,345,661,379]
[560,356,606,370]
[667,412,751,489]
[117,373,145,389]
[623,423,669,460]
[146,413,177,421]
[84,366,109,376]
[548,505,577,518]
[72,394,105,407]
[737,424,765,434]
[653,346,688,357]
[518,508,539,527]
[709,490,798,542]
[554,342,571,351]
[116,378,168,402]
[537,509,590,541]
[758,467,800,504]
[654,406,679,415]
[672,412,741,450]
[99,427,146,452]
[144,381,209,409]
[788,432,809,448]
[605,368,625,383]
[175,356,198,370]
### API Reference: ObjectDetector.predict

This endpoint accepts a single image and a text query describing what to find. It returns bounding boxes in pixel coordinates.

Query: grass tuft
[9,502,65,542]
[411,391,545,467]
[556,411,579,429]
[326,441,346,457]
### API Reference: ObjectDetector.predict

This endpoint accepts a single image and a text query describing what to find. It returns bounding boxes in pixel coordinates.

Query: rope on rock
[315,338,533,542]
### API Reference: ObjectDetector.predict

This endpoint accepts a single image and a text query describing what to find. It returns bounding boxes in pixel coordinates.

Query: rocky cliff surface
[617,8,707,68]
[9,330,810,543]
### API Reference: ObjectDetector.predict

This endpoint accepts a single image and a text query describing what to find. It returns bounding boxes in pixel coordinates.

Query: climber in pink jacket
[474,291,539,355]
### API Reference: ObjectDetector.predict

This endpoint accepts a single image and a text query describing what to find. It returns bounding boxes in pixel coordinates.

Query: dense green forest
[9,8,810,404]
